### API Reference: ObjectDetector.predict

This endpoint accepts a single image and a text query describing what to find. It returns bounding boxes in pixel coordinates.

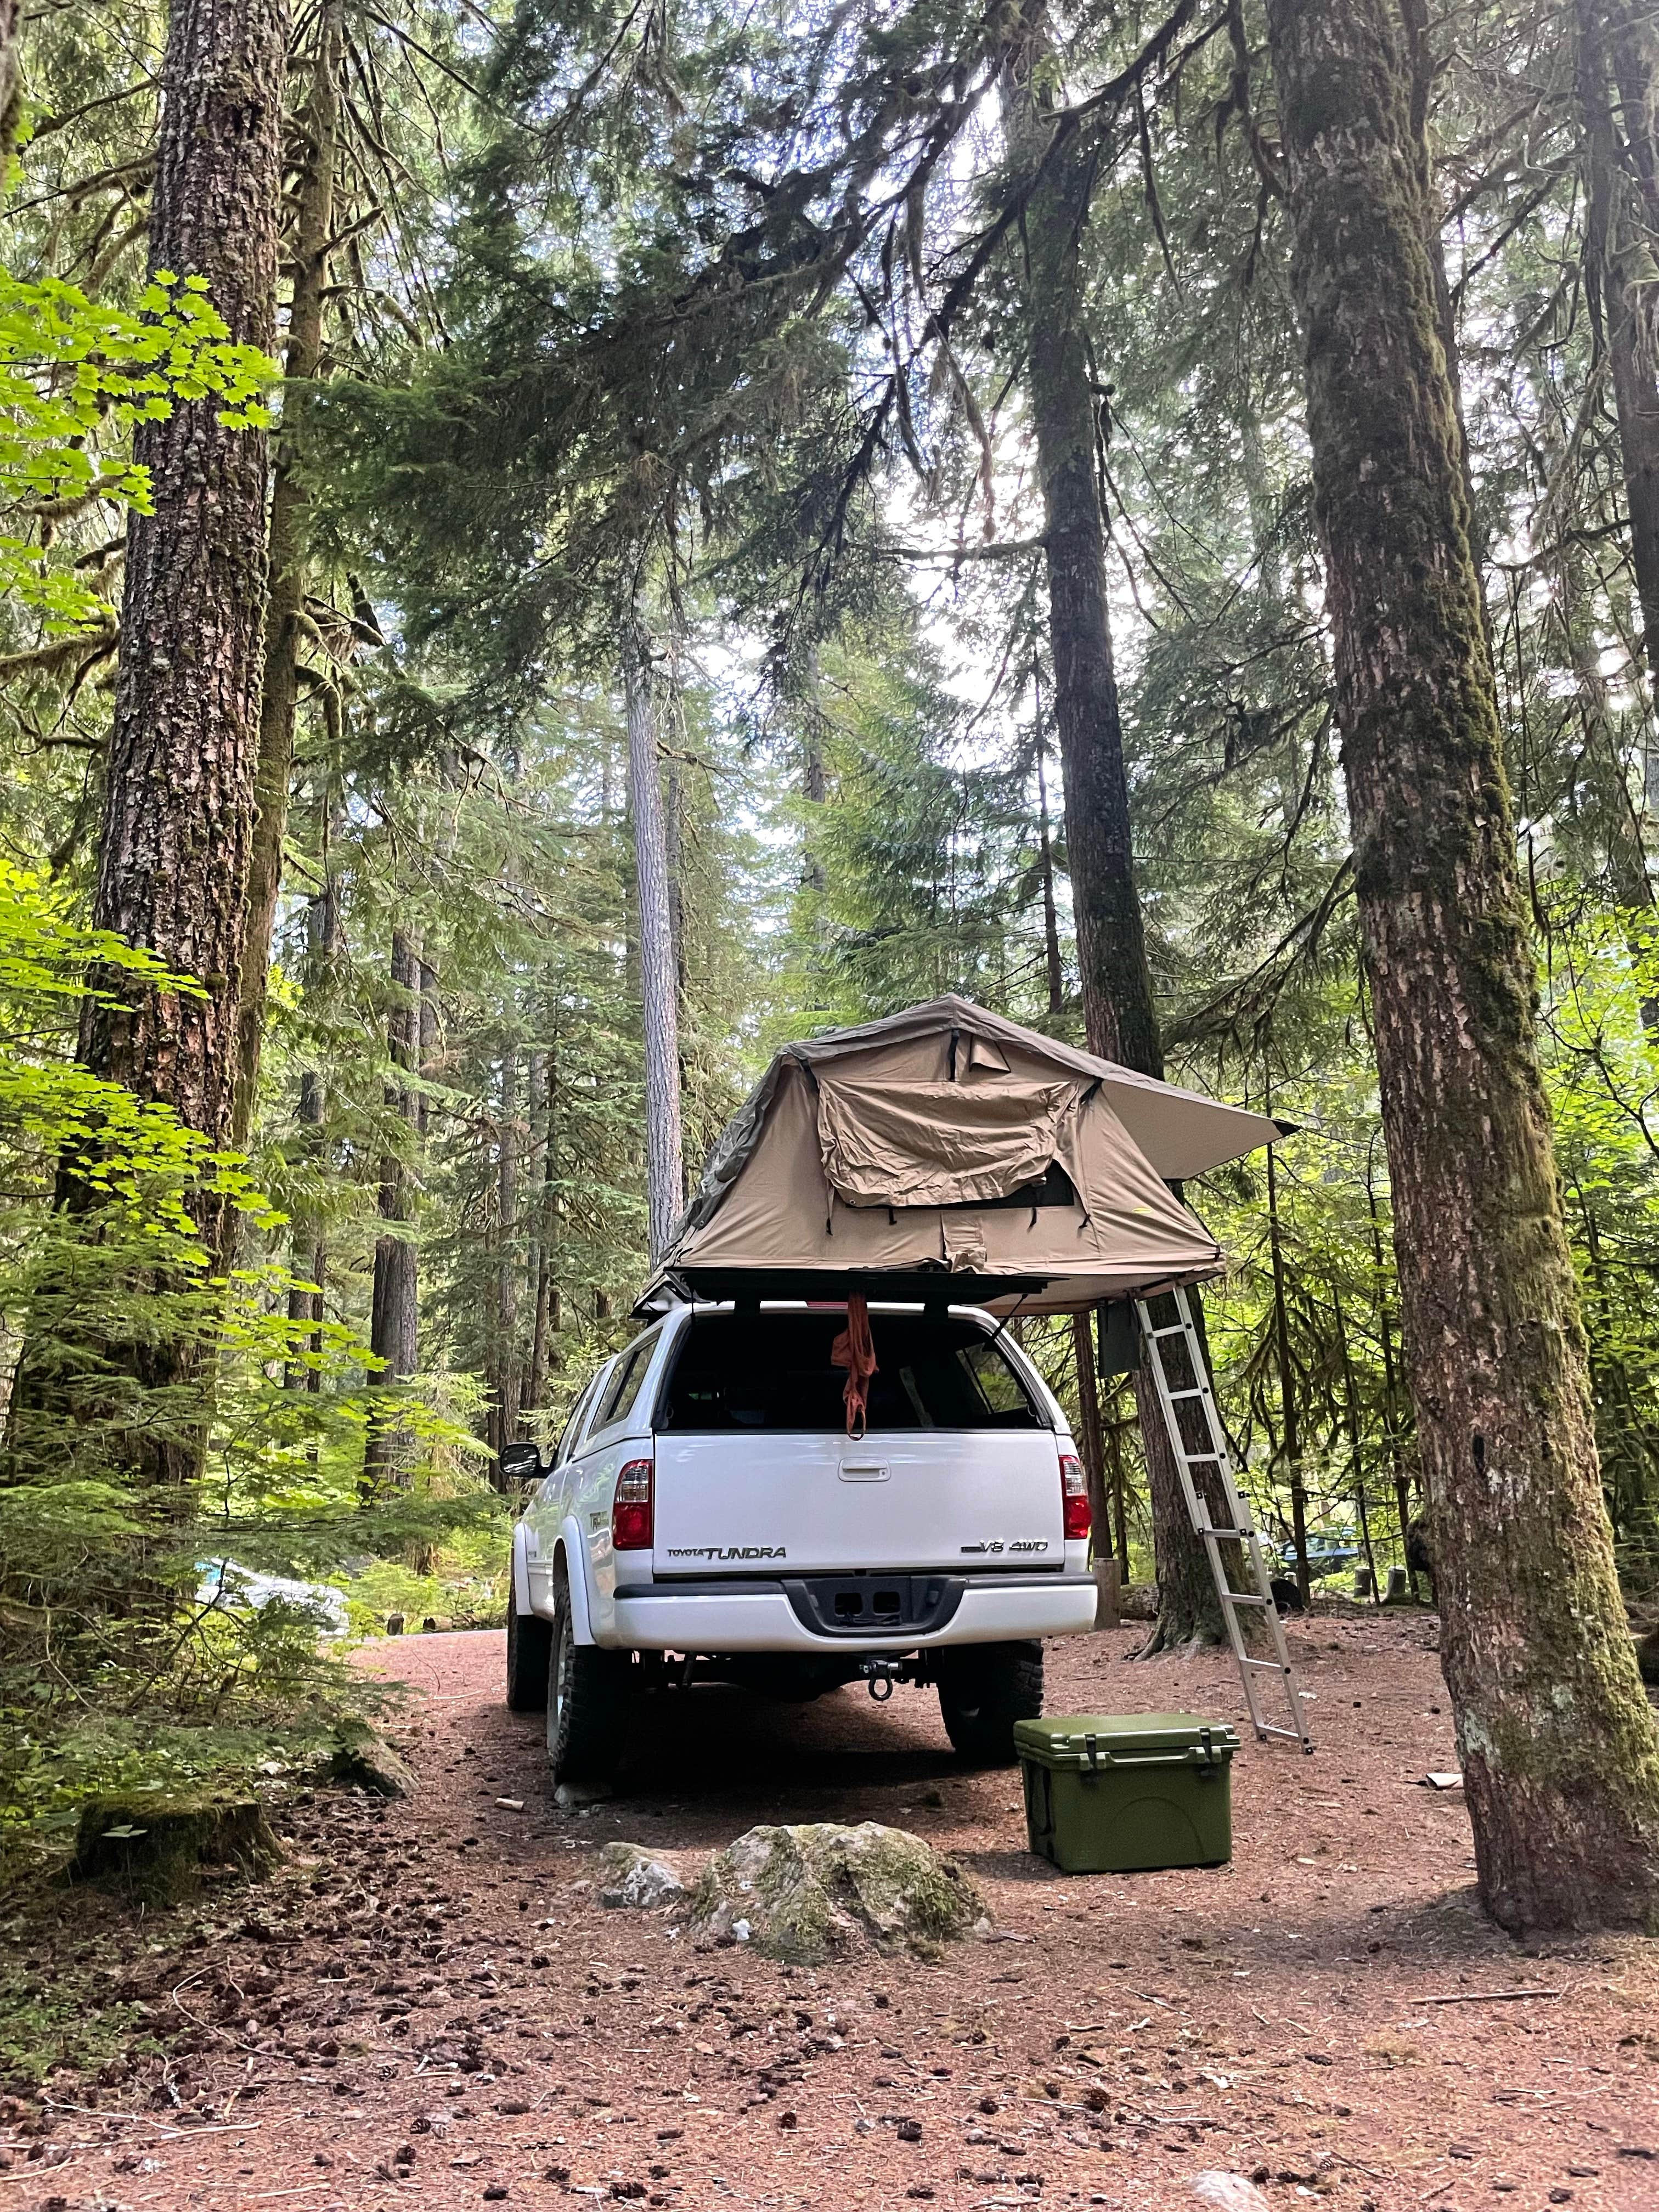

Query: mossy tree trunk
[1265,0,1659,1931]
[1000,4,1228,1648]
[10,0,290,1495]
[82,0,287,1265]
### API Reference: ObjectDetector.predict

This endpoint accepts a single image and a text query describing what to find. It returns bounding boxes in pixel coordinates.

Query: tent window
[656,1312,1046,1433]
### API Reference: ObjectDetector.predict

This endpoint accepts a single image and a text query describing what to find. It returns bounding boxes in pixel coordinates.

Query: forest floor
[6,1612,1659,2212]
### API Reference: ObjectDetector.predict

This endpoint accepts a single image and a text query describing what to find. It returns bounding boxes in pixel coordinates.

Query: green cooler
[1014,1712,1240,1874]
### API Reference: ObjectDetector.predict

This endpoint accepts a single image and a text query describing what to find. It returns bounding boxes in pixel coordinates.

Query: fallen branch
[1421,1987,1562,2006]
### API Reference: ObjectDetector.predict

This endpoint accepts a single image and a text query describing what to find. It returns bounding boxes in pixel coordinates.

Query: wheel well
[553,1533,596,1645]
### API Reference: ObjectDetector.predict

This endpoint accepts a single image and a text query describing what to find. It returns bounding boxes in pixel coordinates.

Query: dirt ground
[7,1612,1659,2212]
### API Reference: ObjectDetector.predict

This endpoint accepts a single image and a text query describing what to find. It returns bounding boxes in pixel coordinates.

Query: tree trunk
[10,0,290,1495]
[363,928,420,1491]
[802,646,828,894]
[1001,9,1223,1646]
[80,0,287,1265]
[1365,1145,1418,1596]
[527,1039,558,1414]
[233,0,345,1148]
[622,590,684,1265]
[1105,1390,1130,1577]
[0,0,23,168]
[1070,1310,1109,1553]
[284,793,340,1397]
[496,1042,521,1448]
[1036,731,1065,1020]
[1266,1141,1312,1606]
[1578,0,1659,721]
[1265,0,1659,1932]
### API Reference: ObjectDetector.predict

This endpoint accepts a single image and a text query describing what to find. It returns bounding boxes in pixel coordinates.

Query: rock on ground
[686,1819,988,1963]
[1190,2177,1273,2211]
[598,1840,689,1908]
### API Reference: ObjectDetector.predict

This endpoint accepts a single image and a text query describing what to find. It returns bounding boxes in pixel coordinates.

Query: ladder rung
[1139,1288,1313,1755]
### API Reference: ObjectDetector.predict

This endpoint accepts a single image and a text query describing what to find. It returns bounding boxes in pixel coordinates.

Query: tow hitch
[858,1656,906,1702]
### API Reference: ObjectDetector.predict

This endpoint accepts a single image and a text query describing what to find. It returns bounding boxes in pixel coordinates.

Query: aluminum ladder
[1134,1287,1314,1752]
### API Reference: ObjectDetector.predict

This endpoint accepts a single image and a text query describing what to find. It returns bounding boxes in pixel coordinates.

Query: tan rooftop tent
[640,996,1286,1317]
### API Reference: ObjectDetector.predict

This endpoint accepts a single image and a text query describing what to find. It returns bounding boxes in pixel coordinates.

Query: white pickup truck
[501,1301,1097,1785]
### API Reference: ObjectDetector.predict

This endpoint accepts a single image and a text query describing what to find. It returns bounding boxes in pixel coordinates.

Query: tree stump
[70,1795,279,1905]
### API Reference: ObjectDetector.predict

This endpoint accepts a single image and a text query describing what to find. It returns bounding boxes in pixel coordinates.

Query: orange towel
[830,1294,878,1440]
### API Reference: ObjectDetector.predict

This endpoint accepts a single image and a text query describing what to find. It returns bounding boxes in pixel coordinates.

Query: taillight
[612,1458,654,1550]
[1060,1452,1091,1542]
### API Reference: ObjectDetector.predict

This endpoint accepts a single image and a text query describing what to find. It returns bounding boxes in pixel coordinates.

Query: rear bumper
[600,1572,1098,1654]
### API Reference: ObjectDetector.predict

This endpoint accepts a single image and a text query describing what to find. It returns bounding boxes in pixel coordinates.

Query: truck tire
[936,1641,1043,1765]
[545,1559,631,1786]
[505,1588,552,1712]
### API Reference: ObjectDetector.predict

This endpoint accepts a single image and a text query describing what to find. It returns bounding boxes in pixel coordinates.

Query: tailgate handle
[839,1460,890,1482]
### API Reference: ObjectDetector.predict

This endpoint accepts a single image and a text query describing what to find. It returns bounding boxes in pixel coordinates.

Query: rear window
[655,1312,1047,1432]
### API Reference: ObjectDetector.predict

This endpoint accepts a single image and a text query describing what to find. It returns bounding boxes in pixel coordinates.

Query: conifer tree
[1265,0,1659,1931]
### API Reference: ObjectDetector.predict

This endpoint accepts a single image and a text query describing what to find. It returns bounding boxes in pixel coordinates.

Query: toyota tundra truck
[500,1301,1097,1785]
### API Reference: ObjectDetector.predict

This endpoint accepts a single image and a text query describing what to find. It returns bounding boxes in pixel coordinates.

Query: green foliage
[0,867,502,1883]
[0,268,274,631]
[0,1953,160,2083]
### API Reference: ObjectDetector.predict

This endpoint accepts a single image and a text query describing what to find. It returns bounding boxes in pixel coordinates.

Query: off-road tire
[936,1640,1044,1765]
[505,1587,552,1712]
[545,1560,631,1786]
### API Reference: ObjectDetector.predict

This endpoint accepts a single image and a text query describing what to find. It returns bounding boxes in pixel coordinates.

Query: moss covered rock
[599,1841,689,1909]
[69,1795,280,1905]
[325,1719,414,1797]
[686,1821,988,1963]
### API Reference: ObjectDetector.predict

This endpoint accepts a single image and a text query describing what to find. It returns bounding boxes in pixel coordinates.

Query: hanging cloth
[830,1294,878,1439]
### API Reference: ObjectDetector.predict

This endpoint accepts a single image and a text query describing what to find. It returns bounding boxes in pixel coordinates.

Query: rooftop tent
[640,996,1286,1317]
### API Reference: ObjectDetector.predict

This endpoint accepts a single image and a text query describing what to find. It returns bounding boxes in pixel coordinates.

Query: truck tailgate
[652,1426,1064,1576]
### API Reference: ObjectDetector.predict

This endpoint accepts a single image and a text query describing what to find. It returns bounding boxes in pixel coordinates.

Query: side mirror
[499,1441,541,1482]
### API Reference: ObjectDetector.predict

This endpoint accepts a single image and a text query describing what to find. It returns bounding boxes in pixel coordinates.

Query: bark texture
[84,0,287,1257]
[1002,8,1222,1646]
[233,0,345,1146]
[1266,0,1659,1931]
[623,597,684,1265]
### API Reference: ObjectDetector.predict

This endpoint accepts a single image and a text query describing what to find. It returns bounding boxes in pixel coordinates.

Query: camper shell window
[654,1311,1048,1434]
